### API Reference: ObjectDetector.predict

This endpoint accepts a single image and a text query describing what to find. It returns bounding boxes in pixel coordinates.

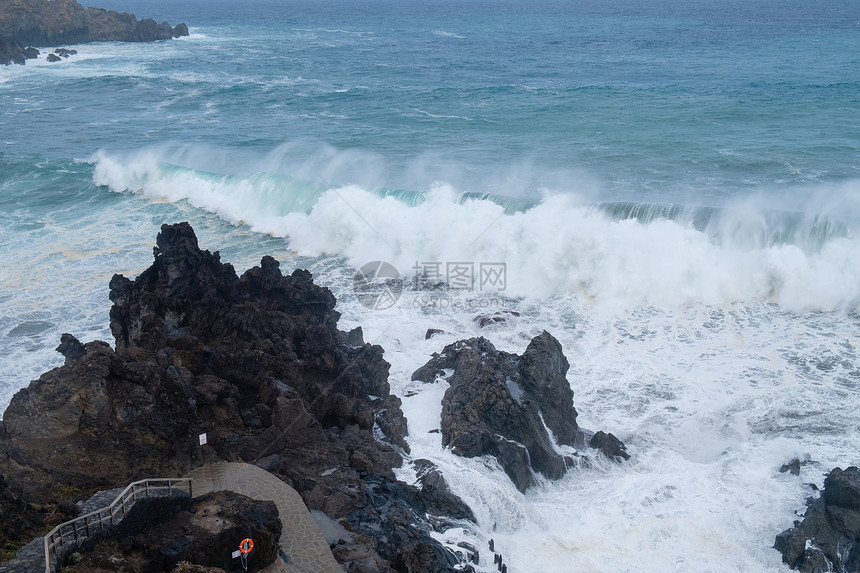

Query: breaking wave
[92,146,860,312]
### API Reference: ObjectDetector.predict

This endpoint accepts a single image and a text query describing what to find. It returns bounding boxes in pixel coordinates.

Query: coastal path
[185,461,343,573]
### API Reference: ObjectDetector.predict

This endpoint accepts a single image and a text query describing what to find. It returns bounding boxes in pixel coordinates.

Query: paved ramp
[186,462,343,573]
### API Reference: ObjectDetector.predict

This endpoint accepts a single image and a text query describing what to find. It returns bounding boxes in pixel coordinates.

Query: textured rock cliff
[0,0,188,65]
[0,222,473,572]
[775,466,860,573]
[413,333,628,492]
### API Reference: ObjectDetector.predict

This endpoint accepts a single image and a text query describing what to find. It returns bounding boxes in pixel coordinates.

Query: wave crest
[92,146,860,312]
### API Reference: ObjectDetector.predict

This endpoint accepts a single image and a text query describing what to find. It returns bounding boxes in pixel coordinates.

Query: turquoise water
[2,1,860,571]
[4,0,859,196]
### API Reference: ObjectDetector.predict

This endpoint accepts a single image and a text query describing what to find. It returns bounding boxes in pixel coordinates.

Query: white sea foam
[6,153,860,571]
[92,147,860,313]
[342,288,860,573]
[85,144,860,570]
[433,30,466,39]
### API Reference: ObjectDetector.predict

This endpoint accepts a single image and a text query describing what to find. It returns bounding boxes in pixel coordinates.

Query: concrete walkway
[185,462,343,573]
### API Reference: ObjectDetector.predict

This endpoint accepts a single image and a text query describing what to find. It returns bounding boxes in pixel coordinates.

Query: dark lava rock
[413,332,627,492]
[67,491,278,572]
[589,431,630,461]
[473,310,520,329]
[0,222,470,572]
[0,473,45,547]
[0,38,37,65]
[414,459,475,522]
[781,458,802,476]
[172,23,190,38]
[46,51,60,61]
[425,328,445,340]
[56,332,87,363]
[775,466,860,573]
[0,0,189,65]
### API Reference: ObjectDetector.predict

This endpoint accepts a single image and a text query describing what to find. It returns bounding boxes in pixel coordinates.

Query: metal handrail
[42,477,192,573]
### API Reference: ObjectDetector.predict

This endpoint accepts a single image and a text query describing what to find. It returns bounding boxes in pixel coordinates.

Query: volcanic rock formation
[775,466,860,573]
[0,0,188,65]
[0,222,473,572]
[412,333,628,492]
[67,492,280,573]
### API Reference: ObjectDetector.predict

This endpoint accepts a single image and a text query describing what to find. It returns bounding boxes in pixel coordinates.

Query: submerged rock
[0,222,470,572]
[775,466,860,573]
[413,332,627,492]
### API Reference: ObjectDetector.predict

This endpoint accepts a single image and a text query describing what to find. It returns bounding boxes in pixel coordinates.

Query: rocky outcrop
[0,474,46,555]
[0,38,37,65]
[46,47,77,62]
[775,466,860,573]
[0,222,471,572]
[66,491,280,573]
[0,0,188,65]
[413,332,628,492]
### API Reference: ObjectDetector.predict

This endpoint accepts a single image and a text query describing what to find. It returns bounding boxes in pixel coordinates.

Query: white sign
[199,433,207,446]
[232,550,241,559]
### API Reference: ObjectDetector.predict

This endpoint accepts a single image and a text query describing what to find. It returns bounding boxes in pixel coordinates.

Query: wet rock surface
[413,332,628,492]
[775,466,860,573]
[0,222,470,572]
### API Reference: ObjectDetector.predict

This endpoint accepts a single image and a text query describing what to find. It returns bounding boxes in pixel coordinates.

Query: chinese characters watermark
[411,261,506,292]
[354,260,507,310]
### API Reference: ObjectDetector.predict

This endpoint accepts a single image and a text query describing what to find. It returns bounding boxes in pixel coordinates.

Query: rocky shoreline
[0,222,637,572]
[1,222,857,572]
[0,223,472,572]
[0,0,188,65]
[412,334,628,492]
[775,466,860,573]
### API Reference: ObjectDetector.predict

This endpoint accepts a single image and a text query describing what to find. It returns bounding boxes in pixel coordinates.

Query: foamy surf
[92,146,860,312]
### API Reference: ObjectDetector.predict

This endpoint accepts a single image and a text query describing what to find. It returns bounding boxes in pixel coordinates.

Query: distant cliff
[1,0,188,65]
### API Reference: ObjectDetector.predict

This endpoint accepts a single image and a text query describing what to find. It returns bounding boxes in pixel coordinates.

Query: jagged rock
[340,326,365,347]
[775,466,860,573]
[0,222,471,573]
[0,38,37,64]
[46,52,59,61]
[0,0,189,65]
[473,310,520,329]
[519,332,578,445]
[413,332,626,492]
[823,466,860,509]
[56,333,87,363]
[346,476,472,573]
[172,23,189,38]
[780,458,802,476]
[589,431,630,461]
[414,459,475,522]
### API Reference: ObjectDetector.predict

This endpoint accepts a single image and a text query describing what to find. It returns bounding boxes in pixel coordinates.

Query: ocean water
[2,0,860,570]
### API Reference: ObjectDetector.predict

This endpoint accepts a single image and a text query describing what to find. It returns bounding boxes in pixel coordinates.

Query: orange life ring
[239,538,254,554]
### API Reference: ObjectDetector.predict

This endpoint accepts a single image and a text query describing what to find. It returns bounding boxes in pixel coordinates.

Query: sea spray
[93,148,860,312]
